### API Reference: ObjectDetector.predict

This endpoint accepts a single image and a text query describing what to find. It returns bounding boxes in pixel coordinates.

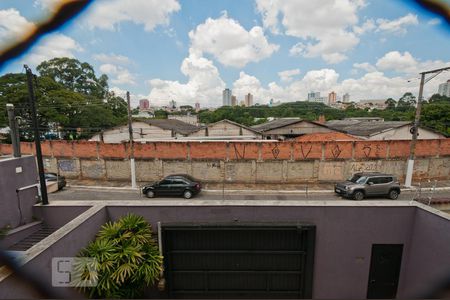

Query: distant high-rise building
[223,88,232,106]
[343,93,350,103]
[231,95,237,106]
[438,80,450,97]
[195,102,200,112]
[139,99,150,110]
[245,93,254,107]
[169,100,177,110]
[328,92,337,105]
[307,92,321,101]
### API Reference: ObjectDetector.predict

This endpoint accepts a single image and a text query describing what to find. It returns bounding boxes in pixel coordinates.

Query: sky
[0,0,450,108]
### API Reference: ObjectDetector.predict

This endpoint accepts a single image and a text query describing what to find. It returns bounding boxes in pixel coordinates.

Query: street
[48,186,450,202]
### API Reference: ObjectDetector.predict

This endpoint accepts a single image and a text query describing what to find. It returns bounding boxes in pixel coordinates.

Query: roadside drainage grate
[8,227,58,251]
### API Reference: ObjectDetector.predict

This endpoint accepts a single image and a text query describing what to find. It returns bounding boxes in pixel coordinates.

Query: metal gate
[162,223,315,299]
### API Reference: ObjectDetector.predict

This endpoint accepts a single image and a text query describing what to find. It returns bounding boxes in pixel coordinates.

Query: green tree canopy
[0,58,127,140]
[37,57,108,98]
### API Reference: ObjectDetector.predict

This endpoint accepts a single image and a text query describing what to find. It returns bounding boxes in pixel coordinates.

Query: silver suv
[334,172,401,200]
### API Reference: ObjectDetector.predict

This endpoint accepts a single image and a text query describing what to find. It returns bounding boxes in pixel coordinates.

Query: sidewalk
[66,178,450,193]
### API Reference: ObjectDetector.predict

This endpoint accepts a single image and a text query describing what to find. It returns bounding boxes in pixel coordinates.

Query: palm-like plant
[76,214,163,298]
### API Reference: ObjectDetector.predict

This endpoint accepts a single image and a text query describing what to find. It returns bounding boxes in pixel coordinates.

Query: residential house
[251,118,339,140]
[90,119,200,143]
[189,119,263,140]
[326,118,446,140]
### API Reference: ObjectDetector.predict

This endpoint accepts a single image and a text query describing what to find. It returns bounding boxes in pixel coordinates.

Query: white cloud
[376,51,450,78]
[428,18,441,26]
[231,69,340,104]
[25,33,83,67]
[256,0,364,64]
[353,19,375,35]
[99,63,136,85]
[93,53,132,65]
[278,69,300,82]
[0,8,35,45]
[376,13,418,35]
[188,13,279,68]
[34,0,61,11]
[289,43,305,57]
[82,0,180,31]
[147,51,225,107]
[0,8,81,67]
[353,62,377,72]
[376,51,417,73]
[94,53,136,85]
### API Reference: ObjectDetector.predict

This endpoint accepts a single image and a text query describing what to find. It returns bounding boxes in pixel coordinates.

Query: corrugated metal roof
[251,118,303,132]
[136,118,200,135]
[326,120,411,137]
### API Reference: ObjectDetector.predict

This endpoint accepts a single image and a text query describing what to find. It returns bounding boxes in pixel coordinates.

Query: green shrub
[77,214,163,298]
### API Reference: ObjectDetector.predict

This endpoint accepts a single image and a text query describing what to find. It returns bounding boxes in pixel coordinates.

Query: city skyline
[0,0,450,108]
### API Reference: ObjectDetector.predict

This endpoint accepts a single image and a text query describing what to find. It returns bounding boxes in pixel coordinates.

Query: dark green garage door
[162,224,316,299]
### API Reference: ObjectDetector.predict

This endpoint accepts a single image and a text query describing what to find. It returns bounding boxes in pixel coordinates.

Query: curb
[67,184,450,194]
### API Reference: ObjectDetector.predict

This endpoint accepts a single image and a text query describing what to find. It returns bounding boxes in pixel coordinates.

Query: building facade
[328,91,337,105]
[231,95,237,106]
[244,93,253,107]
[438,80,450,97]
[223,88,232,106]
[343,93,350,103]
[139,99,150,110]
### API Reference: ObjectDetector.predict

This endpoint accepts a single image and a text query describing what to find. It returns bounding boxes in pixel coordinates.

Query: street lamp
[404,66,450,187]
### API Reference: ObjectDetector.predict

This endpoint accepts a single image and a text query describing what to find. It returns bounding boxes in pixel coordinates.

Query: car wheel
[183,190,193,199]
[388,189,399,200]
[145,190,155,198]
[353,191,364,200]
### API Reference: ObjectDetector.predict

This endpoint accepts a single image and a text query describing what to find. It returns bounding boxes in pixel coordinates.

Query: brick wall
[1,139,449,183]
[1,139,448,160]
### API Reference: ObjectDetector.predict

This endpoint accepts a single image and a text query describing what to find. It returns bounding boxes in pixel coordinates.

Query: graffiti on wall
[58,160,75,172]
[362,144,382,158]
[350,162,380,173]
[300,144,312,159]
[233,144,246,160]
[331,144,342,159]
[271,144,280,159]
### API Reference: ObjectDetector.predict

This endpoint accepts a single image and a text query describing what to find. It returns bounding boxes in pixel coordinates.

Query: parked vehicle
[44,172,66,190]
[334,172,400,200]
[142,174,202,199]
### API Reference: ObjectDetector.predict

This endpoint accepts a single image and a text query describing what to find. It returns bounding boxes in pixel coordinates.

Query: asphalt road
[48,186,450,202]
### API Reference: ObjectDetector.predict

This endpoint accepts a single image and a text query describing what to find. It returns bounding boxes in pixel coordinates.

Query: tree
[385,98,396,109]
[37,57,108,98]
[77,214,163,298]
[0,70,127,140]
[429,93,450,103]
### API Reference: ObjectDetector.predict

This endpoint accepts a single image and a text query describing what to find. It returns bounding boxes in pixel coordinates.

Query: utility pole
[127,91,137,189]
[405,66,450,187]
[24,65,48,205]
[6,104,21,157]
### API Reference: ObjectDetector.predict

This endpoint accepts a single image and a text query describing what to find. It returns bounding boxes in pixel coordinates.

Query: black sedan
[44,172,66,190]
[142,174,202,199]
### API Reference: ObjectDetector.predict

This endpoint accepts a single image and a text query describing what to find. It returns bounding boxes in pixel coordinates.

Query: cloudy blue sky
[0,0,449,107]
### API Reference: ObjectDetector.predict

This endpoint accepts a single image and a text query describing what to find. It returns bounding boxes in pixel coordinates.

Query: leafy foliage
[37,57,108,98]
[0,57,128,140]
[77,214,163,299]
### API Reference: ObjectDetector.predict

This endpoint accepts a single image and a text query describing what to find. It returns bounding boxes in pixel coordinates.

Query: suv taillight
[195,184,201,189]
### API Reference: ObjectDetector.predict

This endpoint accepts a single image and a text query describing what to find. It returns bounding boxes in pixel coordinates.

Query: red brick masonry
[0,139,449,160]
